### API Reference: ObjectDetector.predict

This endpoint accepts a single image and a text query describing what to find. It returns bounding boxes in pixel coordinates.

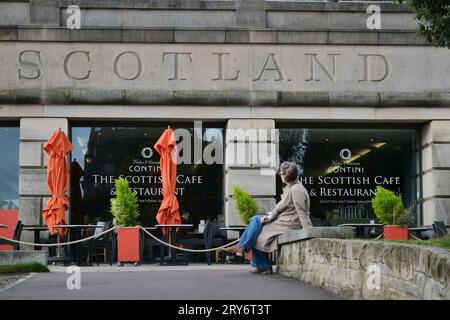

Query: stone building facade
[0,0,449,240]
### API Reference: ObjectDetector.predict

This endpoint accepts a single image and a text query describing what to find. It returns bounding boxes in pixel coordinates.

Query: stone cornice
[0,26,426,45]
[1,88,448,107]
[19,0,411,12]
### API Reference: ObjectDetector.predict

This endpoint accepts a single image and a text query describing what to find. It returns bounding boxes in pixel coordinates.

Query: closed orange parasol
[154,127,181,235]
[42,129,73,236]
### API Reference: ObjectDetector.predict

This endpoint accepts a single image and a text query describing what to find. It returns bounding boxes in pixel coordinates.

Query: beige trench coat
[253,178,313,253]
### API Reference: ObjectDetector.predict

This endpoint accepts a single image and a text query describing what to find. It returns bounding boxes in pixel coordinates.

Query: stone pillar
[19,118,68,243]
[224,119,278,234]
[235,0,266,28]
[421,121,450,225]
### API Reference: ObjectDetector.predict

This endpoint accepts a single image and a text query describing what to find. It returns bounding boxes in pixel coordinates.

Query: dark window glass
[0,127,19,210]
[278,127,420,226]
[71,125,224,227]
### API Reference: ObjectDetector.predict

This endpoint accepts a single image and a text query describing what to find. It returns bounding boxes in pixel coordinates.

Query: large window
[71,124,224,227]
[278,126,420,226]
[0,126,19,210]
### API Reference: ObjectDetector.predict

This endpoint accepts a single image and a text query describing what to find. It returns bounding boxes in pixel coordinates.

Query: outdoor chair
[432,221,448,237]
[177,220,228,265]
[81,221,114,265]
[141,228,164,264]
[176,220,228,265]
[205,221,227,265]
[0,220,23,250]
[39,229,69,259]
[177,224,208,265]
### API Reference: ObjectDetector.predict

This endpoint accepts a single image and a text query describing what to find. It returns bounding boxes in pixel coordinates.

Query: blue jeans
[237,216,272,270]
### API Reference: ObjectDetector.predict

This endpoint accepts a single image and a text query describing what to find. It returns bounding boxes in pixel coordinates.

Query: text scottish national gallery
[0,1,449,237]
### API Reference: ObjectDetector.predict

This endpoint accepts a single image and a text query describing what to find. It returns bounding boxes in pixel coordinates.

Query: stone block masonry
[0,250,47,266]
[18,118,69,244]
[277,238,450,300]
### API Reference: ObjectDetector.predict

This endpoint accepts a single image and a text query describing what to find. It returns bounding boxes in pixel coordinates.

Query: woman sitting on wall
[224,161,313,274]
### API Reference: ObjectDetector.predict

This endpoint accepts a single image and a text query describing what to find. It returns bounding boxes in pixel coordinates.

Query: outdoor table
[337,223,384,238]
[22,225,49,250]
[187,231,203,238]
[408,226,434,240]
[408,225,449,240]
[155,224,193,265]
[54,224,103,266]
[220,225,247,238]
[408,226,433,232]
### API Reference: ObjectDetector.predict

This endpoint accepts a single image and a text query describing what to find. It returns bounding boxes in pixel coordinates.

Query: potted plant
[371,186,409,240]
[232,185,259,224]
[232,185,259,261]
[111,178,141,265]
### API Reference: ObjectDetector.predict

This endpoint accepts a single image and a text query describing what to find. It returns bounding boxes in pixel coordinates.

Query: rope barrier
[0,227,117,247]
[138,226,240,253]
[0,225,242,253]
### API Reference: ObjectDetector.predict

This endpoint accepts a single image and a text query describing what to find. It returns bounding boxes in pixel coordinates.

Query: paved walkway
[0,264,341,300]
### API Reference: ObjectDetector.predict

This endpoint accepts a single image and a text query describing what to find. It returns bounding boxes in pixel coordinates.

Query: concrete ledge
[174,30,226,43]
[277,238,450,300]
[0,27,18,41]
[57,0,236,10]
[27,0,410,12]
[0,250,47,266]
[266,1,411,13]
[1,89,449,108]
[0,27,426,45]
[278,227,354,245]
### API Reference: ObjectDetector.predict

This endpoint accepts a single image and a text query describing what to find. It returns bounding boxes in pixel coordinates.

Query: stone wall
[224,119,276,230]
[19,118,68,243]
[0,0,423,45]
[0,250,47,266]
[422,121,450,226]
[277,238,450,300]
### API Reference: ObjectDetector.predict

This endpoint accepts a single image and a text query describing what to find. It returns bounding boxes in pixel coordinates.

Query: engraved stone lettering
[64,51,91,80]
[114,51,143,81]
[162,52,193,81]
[305,53,340,82]
[212,52,240,81]
[18,50,42,80]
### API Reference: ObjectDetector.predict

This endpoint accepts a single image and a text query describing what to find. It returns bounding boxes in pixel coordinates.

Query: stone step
[0,250,47,266]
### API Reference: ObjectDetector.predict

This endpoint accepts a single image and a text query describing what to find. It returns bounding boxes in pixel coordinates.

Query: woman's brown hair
[280,161,298,182]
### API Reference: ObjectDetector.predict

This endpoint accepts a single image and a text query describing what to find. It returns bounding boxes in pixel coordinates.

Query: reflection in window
[0,127,19,210]
[278,127,420,226]
[71,125,224,227]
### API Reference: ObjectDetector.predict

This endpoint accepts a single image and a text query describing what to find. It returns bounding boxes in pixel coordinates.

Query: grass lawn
[398,236,450,250]
[360,236,450,250]
[0,262,49,274]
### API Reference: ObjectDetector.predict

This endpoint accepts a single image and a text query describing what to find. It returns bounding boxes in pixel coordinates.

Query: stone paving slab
[0,264,342,300]
[0,274,28,289]
[46,264,253,273]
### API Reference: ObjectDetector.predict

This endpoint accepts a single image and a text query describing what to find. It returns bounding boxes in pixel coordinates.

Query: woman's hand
[260,216,270,223]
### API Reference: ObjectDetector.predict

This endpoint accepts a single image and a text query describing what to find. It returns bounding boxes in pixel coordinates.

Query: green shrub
[0,263,49,274]
[110,178,140,227]
[371,186,404,225]
[232,185,258,224]
[398,0,450,49]
[396,202,418,227]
